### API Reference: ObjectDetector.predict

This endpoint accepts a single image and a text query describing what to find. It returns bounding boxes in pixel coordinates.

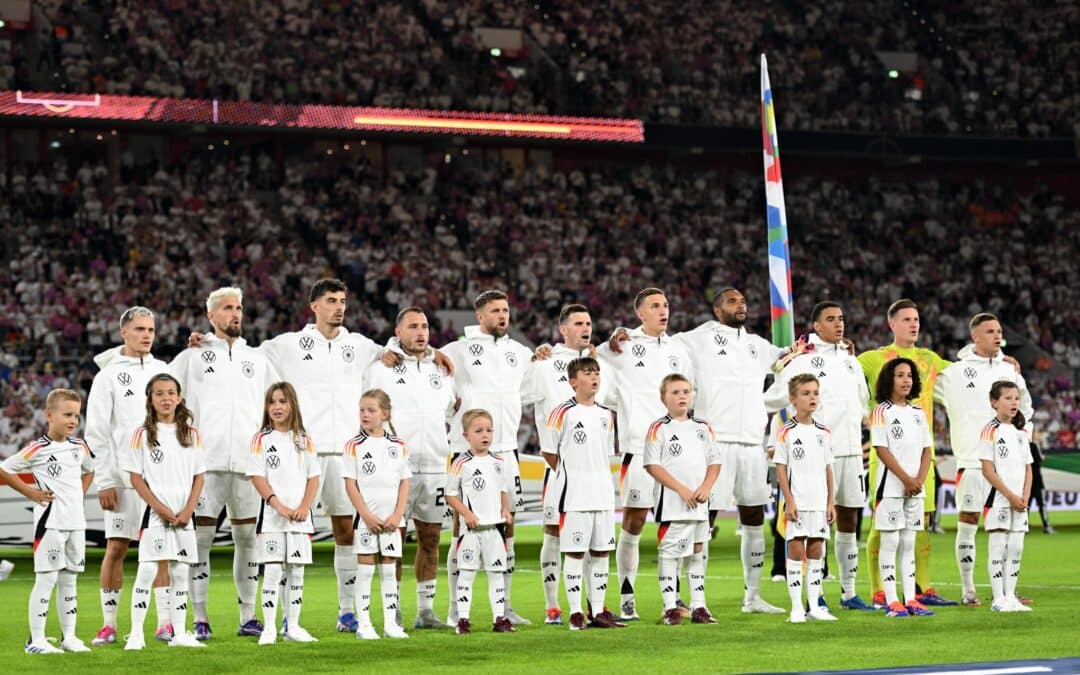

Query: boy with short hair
[643,374,722,625]
[444,409,515,634]
[0,389,95,654]
[545,357,623,631]
[774,374,837,623]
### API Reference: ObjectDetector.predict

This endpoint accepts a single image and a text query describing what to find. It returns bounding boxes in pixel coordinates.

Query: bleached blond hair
[206,287,243,313]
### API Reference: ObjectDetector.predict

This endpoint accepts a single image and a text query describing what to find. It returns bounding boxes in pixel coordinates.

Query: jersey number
[515,476,523,495]
[435,487,446,506]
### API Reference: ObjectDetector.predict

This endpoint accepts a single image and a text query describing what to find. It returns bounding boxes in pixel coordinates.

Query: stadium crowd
[1,149,1078,457]
[13,0,1072,136]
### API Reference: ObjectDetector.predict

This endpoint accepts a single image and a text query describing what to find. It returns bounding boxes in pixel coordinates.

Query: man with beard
[441,290,535,626]
[365,307,457,629]
[171,287,281,639]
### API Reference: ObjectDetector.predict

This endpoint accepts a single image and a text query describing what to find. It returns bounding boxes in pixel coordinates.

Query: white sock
[540,533,561,610]
[658,556,678,611]
[100,588,121,629]
[487,570,506,620]
[446,540,459,622]
[280,570,290,623]
[231,523,258,623]
[1004,531,1024,599]
[379,563,399,630]
[355,564,374,626]
[741,525,766,604]
[988,531,1007,603]
[286,565,305,626]
[785,559,803,612]
[130,562,158,639]
[588,555,609,614]
[262,563,283,630]
[879,530,900,606]
[168,562,190,633]
[956,521,978,595]
[503,536,515,614]
[57,571,78,640]
[191,525,215,622]
[417,579,436,614]
[564,556,584,615]
[616,530,640,605]
[29,571,58,644]
[334,545,357,616]
[154,585,171,628]
[835,531,859,600]
[686,552,705,610]
[806,558,824,609]
[456,569,476,620]
[900,529,917,604]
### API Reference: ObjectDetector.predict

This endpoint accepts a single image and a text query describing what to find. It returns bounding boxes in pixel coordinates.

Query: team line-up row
[0,281,1036,653]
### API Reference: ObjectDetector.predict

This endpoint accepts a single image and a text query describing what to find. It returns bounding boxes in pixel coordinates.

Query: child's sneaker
[788,608,807,623]
[690,607,718,624]
[169,631,207,648]
[885,602,910,618]
[237,619,264,637]
[661,608,683,625]
[155,624,174,642]
[991,599,1013,612]
[25,638,63,654]
[871,590,887,609]
[455,618,471,635]
[1008,597,1033,613]
[384,624,409,639]
[60,636,91,652]
[285,625,319,642]
[258,627,277,645]
[568,612,587,631]
[504,608,532,626]
[355,623,380,640]
[545,608,563,625]
[808,606,838,621]
[124,633,146,651]
[492,617,516,633]
[961,591,982,607]
[91,625,117,646]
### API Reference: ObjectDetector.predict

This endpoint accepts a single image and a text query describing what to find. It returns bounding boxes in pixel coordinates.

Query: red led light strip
[0,90,644,143]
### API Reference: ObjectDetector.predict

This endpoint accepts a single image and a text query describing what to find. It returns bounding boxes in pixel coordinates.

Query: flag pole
[761,54,795,350]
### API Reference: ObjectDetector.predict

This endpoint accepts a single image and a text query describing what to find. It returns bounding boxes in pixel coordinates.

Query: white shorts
[196,470,260,520]
[559,510,616,554]
[542,466,560,527]
[405,472,451,525]
[257,531,313,564]
[494,450,524,512]
[784,510,830,541]
[317,455,355,517]
[104,487,145,540]
[984,504,1028,532]
[874,496,924,532]
[455,526,507,572]
[956,467,991,514]
[712,442,771,508]
[138,526,197,564]
[619,454,656,509]
[353,525,403,558]
[657,520,709,559]
[832,455,866,509]
[34,529,85,573]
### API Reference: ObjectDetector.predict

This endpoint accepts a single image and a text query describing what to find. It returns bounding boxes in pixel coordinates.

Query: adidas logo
[574,421,585,429]
[177,549,188,557]
[662,585,674,593]
[263,601,275,608]
[204,366,215,373]
[386,544,395,551]
[793,439,803,445]
[966,382,976,389]
[135,601,147,609]
[492,560,503,567]
[65,608,77,615]
[671,435,679,441]
[634,361,645,367]
[104,599,117,607]
[396,378,406,384]
[718,350,727,355]
[818,371,827,378]
[559,376,567,382]
[363,452,373,459]
[892,418,902,425]
[567,586,580,593]
[458,595,469,603]
[960,556,973,564]
[303,354,314,361]
[472,360,482,366]
[473,469,483,476]
[789,580,801,588]
[123,389,135,397]
[544,574,557,583]
[883,575,895,582]
[291,550,302,558]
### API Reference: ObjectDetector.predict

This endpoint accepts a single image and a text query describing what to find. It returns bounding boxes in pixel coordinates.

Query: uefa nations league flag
[761,54,794,349]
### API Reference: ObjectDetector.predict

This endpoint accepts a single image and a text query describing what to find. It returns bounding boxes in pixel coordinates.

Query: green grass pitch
[1,513,1077,674]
